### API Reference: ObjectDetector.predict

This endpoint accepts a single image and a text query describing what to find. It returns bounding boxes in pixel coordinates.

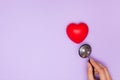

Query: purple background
[0,0,120,80]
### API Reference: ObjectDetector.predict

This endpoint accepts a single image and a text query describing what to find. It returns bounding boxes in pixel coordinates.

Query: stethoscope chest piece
[78,44,92,58]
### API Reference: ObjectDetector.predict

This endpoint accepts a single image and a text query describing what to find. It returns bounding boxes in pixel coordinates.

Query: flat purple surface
[0,0,120,80]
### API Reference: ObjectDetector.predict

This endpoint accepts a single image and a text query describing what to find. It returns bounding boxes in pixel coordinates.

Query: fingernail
[90,58,94,62]
[88,62,91,69]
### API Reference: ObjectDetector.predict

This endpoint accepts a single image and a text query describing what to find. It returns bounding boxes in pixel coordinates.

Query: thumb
[87,62,94,80]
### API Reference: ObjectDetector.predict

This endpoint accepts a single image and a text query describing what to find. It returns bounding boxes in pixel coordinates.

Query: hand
[87,58,112,80]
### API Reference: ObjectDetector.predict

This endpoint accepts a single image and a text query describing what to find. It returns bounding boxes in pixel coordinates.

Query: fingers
[90,58,107,80]
[98,63,112,80]
[87,62,94,80]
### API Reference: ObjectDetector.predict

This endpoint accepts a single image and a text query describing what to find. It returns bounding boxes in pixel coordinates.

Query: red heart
[66,22,89,44]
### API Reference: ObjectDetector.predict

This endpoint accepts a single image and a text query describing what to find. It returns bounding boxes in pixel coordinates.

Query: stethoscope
[78,44,95,76]
[78,44,91,58]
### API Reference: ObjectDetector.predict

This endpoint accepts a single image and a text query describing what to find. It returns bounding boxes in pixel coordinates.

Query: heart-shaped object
[66,22,89,44]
